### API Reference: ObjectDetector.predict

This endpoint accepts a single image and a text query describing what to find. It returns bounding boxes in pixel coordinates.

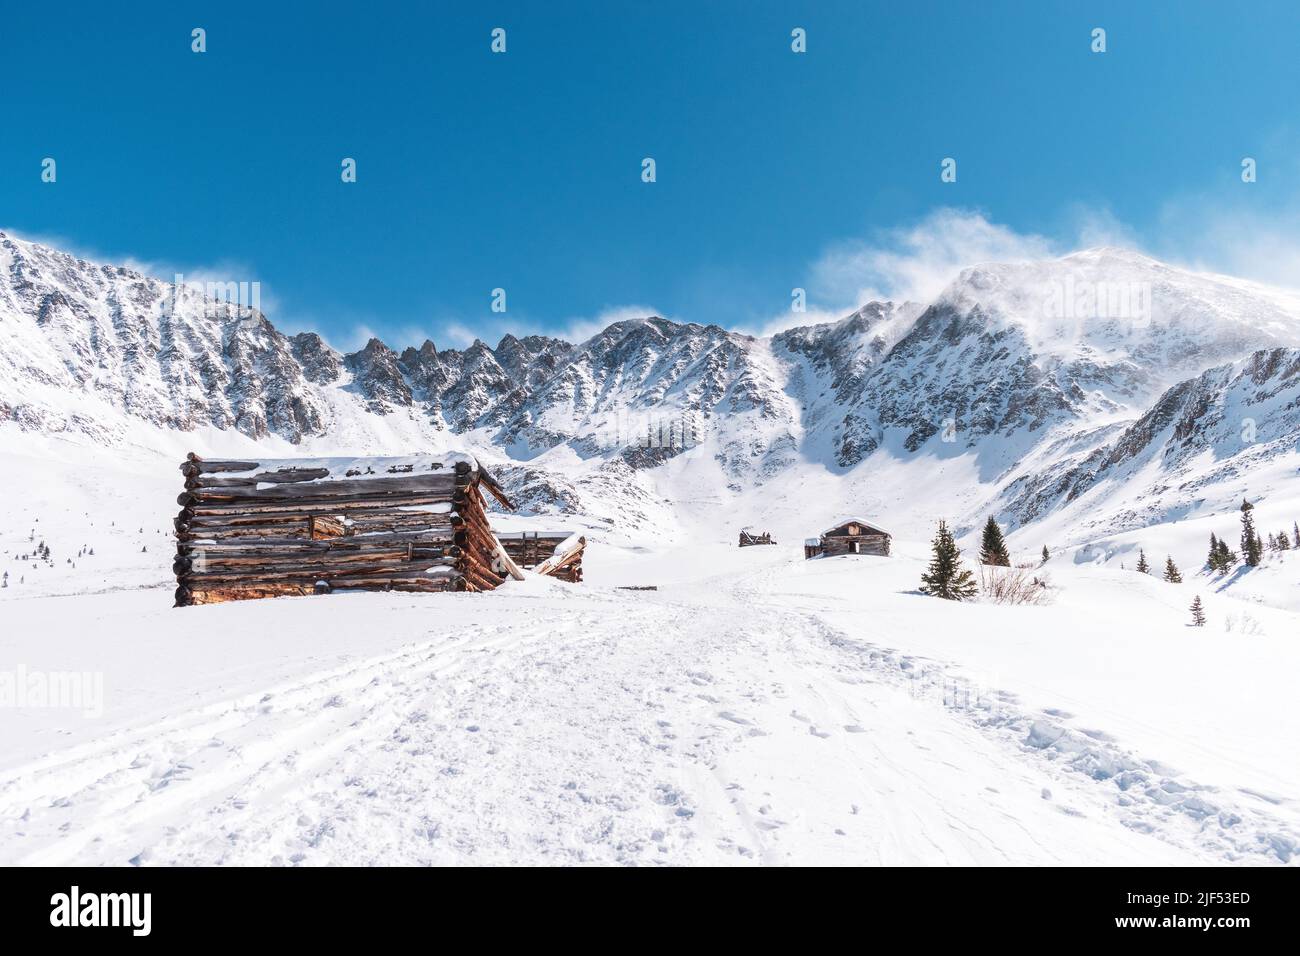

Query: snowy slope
[2,546,1297,865]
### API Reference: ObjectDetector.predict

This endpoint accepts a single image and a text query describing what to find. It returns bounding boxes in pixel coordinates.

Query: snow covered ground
[2,528,1297,865]
[1,438,1297,866]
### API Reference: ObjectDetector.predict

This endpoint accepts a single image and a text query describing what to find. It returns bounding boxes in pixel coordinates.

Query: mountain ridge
[3,228,1299,551]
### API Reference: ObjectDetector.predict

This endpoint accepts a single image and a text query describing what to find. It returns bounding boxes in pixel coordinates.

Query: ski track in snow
[2,565,1294,866]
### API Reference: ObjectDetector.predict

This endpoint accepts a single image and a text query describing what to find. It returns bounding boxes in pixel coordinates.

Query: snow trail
[0,580,1223,866]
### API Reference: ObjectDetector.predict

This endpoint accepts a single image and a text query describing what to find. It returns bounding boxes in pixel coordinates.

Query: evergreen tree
[1206,533,1220,571]
[1279,530,1291,551]
[1213,537,1237,572]
[979,516,1011,567]
[1267,533,1277,551]
[1189,595,1206,627]
[1240,499,1263,567]
[1163,556,1182,583]
[1136,550,1151,574]
[920,521,978,601]
[1041,544,1050,563]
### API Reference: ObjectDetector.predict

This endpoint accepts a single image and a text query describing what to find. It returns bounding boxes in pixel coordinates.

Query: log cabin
[804,519,892,559]
[738,530,776,547]
[497,531,585,583]
[171,452,523,605]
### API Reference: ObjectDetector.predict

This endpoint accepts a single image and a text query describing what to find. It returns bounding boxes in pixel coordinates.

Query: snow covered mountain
[3,229,1299,553]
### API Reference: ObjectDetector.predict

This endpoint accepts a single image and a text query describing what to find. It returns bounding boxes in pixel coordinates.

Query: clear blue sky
[3,1,1298,349]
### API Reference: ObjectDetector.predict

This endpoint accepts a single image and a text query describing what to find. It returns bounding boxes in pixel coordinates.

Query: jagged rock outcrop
[3,230,1299,533]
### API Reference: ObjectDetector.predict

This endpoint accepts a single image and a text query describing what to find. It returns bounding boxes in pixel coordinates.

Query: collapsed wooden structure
[738,530,776,547]
[804,519,892,559]
[497,531,586,583]
[172,452,523,605]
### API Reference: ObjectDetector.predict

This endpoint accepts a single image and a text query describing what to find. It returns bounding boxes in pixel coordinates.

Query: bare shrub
[980,565,1053,606]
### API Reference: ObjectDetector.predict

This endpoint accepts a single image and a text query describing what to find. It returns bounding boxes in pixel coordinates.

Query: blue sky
[3,1,1299,350]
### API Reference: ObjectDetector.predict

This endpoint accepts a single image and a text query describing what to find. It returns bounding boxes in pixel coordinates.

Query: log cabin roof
[822,518,891,538]
[183,452,515,509]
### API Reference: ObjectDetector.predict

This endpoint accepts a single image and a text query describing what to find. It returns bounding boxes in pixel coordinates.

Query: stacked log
[738,530,776,547]
[532,534,586,584]
[173,453,517,606]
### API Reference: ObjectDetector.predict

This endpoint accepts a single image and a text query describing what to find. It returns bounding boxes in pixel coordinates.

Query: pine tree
[1189,595,1206,627]
[1206,533,1220,571]
[1279,530,1291,551]
[1136,550,1150,574]
[1163,556,1182,583]
[1268,533,1277,551]
[1241,499,1263,567]
[920,521,978,601]
[979,516,1011,567]
[1213,537,1237,573]
[1041,544,1050,563]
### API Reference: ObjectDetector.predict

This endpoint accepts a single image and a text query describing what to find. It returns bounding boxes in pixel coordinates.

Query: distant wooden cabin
[172,452,525,605]
[804,519,891,559]
[497,531,586,583]
[738,530,776,547]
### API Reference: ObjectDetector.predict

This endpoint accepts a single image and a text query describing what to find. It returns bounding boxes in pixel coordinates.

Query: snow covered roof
[182,452,514,509]
[205,453,477,481]
[822,518,891,537]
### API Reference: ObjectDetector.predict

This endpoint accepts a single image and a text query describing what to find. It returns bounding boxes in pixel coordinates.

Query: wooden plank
[186,468,331,489]
[182,473,457,504]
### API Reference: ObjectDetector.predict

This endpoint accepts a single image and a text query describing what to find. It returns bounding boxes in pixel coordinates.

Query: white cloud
[748,209,1056,336]
[810,208,1056,309]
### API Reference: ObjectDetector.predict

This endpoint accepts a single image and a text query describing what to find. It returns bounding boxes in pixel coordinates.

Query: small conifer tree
[1241,499,1263,567]
[979,516,1011,567]
[1136,550,1150,574]
[920,521,978,601]
[1189,595,1205,627]
[1163,556,1182,583]
[1215,537,1237,571]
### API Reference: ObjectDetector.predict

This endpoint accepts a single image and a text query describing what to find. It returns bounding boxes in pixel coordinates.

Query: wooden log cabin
[804,519,892,559]
[497,531,586,583]
[172,452,524,606]
[738,530,776,547]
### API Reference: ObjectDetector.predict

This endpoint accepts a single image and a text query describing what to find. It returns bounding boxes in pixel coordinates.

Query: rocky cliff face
[3,230,1299,538]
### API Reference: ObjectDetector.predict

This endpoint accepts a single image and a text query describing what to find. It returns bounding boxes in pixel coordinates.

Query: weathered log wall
[173,452,516,606]
[738,531,776,547]
[820,533,891,557]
